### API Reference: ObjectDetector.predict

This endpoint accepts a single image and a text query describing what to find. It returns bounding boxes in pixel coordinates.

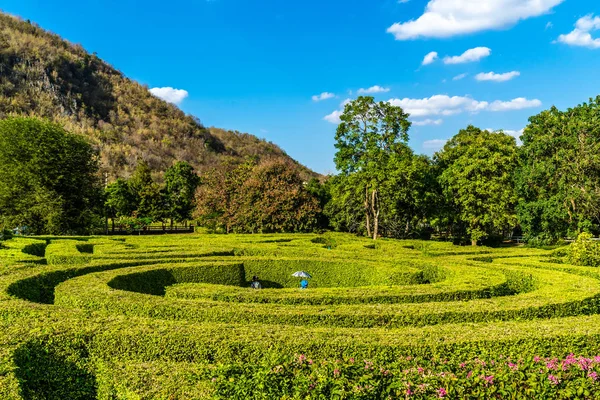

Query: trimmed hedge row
[46,240,92,265]
[53,261,600,328]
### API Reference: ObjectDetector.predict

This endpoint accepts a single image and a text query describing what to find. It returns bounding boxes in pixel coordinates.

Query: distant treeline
[1,94,600,245]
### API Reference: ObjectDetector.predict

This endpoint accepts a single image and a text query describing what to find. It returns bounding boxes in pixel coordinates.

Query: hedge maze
[3,234,600,398]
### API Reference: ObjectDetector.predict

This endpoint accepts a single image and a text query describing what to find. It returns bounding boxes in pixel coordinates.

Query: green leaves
[0,117,101,234]
[517,97,600,241]
[436,126,518,245]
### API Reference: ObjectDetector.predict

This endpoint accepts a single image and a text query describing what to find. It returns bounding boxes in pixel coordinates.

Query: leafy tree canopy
[436,125,518,245]
[0,116,101,234]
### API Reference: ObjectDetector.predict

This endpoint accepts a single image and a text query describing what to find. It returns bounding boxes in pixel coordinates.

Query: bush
[568,233,600,267]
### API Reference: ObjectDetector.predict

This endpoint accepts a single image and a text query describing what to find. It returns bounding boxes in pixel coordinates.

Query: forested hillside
[0,12,315,180]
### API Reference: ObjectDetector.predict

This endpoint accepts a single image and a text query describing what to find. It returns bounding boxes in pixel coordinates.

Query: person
[250,275,262,289]
[300,279,308,289]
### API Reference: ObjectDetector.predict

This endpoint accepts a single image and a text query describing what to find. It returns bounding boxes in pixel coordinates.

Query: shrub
[568,233,600,267]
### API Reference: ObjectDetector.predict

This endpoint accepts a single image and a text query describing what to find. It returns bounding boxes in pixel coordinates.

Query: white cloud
[387,95,541,117]
[388,95,487,117]
[453,73,468,81]
[486,97,541,111]
[412,119,443,126]
[357,85,391,94]
[557,15,600,49]
[423,139,447,151]
[324,95,541,124]
[149,87,189,105]
[323,110,343,124]
[475,71,521,82]
[546,21,553,30]
[312,92,336,102]
[422,51,439,66]
[443,47,491,64]
[387,0,564,40]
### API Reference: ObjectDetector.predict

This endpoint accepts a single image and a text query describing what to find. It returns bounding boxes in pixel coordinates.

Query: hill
[0,12,317,180]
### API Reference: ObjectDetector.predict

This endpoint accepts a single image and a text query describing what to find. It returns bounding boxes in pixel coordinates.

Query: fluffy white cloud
[323,110,343,124]
[388,95,541,117]
[453,73,468,81]
[486,98,541,111]
[387,0,564,40]
[475,71,521,82]
[312,92,336,102]
[412,119,443,126]
[324,95,541,124]
[149,87,189,105]
[357,85,390,94]
[423,139,447,152]
[443,47,491,64]
[422,51,439,66]
[388,95,487,117]
[557,15,600,49]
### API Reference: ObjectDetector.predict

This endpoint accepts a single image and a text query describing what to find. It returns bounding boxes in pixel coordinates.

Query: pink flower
[467,370,473,379]
[417,367,424,374]
[349,358,355,364]
[548,374,559,385]
[308,359,313,365]
[534,356,541,363]
[508,362,518,371]
[459,362,466,368]
[484,375,494,385]
[333,369,340,377]
[438,387,447,398]
[589,371,598,381]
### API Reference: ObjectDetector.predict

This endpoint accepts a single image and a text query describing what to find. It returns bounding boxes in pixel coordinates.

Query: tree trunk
[371,189,379,240]
[364,185,371,238]
[471,239,477,246]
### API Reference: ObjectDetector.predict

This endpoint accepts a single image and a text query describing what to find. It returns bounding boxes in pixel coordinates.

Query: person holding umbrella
[292,271,312,289]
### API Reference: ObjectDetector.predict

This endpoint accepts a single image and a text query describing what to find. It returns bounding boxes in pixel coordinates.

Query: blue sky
[3,0,600,174]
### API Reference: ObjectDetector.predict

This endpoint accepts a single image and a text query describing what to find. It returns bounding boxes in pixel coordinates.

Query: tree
[164,161,200,225]
[516,97,600,242]
[333,96,411,240]
[236,160,320,233]
[195,159,320,233]
[0,117,102,234]
[195,159,254,233]
[436,126,518,246]
[104,178,136,231]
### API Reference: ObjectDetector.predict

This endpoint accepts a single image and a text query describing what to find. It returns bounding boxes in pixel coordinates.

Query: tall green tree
[516,97,600,241]
[0,117,101,234]
[164,161,201,225]
[104,178,136,230]
[436,126,518,245]
[334,96,411,240]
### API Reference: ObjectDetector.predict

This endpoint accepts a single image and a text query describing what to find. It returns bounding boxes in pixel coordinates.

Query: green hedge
[46,240,92,265]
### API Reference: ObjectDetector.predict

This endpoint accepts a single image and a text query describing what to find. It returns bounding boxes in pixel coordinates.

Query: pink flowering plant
[210,353,600,399]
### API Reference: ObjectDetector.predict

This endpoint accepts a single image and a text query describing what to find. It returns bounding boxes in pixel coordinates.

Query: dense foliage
[326,96,600,245]
[436,126,518,245]
[0,117,102,234]
[517,96,600,242]
[195,159,322,233]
